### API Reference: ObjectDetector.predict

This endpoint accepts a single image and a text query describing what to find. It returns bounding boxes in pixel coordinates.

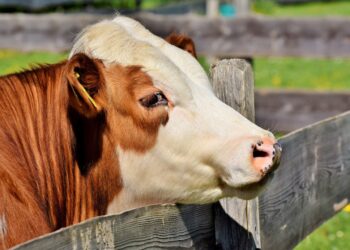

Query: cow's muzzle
[252,138,282,176]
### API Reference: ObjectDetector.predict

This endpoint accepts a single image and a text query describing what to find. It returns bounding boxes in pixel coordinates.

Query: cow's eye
[139,92,168,108]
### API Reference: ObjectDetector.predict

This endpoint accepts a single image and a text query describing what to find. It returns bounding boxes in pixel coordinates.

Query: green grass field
[255,57,350,90]
[296,211,350,250]
[0,50,66,76]
[253,0,350,17]
[1,49,350,249]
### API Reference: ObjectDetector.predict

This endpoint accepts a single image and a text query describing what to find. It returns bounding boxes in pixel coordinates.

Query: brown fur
[0,53,167,248]
[166,33,197,58]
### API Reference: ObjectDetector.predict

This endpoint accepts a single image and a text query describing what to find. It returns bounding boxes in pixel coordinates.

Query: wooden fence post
[211,59,260,249]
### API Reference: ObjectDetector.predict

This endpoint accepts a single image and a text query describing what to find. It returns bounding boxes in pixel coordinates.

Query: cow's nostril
[253,147,269,158]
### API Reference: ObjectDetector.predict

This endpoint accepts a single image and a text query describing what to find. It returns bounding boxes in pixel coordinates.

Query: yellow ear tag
[77,83,99,109]
[74,71,99,110]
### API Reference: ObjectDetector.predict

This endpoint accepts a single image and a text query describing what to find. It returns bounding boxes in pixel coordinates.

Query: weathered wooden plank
[3,13,350,58]
[0,13,108,52]
[259,110,350,250]
[13,204,215,250]
[135,13,350,58]
[211,59,260,249]
[255,90,350,133]
[211,59,255,121]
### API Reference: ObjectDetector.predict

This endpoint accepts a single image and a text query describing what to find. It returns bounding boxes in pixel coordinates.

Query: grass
[253,0,350,17]
[140,0,180,9]
[0,50,67,76]
[254,57,350,90]
[296,211,350,250]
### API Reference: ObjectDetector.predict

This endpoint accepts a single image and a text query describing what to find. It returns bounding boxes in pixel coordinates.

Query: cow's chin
[222,172,274,200]
[176,172,274,205]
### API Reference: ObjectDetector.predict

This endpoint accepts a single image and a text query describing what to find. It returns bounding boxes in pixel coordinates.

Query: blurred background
[0,0,349,249]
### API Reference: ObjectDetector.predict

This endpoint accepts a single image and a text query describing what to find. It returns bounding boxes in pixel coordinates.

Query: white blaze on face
[70,16,276,214]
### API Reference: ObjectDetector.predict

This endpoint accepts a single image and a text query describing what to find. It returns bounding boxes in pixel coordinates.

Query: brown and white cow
[0,16,281,249]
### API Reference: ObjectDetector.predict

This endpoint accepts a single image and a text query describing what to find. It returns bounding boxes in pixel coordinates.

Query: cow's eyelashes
[140,92,168,108]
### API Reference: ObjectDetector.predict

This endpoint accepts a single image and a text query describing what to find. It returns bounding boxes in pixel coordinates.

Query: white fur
[70,16,275,214]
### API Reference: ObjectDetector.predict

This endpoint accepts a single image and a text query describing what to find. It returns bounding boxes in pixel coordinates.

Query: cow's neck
[0,64,121,231]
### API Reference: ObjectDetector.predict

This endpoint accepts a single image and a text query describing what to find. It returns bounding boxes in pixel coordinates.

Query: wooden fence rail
[260,110,350,249]
[12,59,350,250]
[2,13,350,58]
[13,205,215,250]
[255,90,350,133]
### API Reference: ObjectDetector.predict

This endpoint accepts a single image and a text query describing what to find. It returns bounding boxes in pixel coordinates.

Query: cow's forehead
[112,17,210,86]
[70,17,212,104]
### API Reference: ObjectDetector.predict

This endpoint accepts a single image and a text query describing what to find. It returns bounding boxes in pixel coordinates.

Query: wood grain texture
[211,59,260,250]
[13,204,215,250]
[259,111,350,250]
[255,90,350,133]
[211,59,255,121]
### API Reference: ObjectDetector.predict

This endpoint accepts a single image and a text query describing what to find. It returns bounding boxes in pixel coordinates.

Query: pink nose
[252,138,282,176]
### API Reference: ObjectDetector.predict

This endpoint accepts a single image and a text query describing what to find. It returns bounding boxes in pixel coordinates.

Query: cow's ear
[165,33,197,58]
[66,53,105,118]
[66,53,107,174]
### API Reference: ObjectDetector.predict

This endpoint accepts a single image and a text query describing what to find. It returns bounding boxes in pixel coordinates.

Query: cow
[0,16,281,249]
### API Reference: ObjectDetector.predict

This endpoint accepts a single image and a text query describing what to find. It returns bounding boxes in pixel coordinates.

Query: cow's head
[68,17,281,213]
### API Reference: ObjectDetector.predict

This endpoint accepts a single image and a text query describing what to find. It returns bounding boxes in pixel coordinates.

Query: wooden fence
[12,59,350,250]
[2,13,350,58]
[255,90,350,133]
